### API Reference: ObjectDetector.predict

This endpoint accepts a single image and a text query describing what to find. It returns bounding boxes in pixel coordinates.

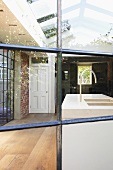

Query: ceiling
[0,0,40,46]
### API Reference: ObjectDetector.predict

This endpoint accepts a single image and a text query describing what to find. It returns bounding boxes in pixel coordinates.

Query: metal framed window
[1,1,113,170]
[0,49,15,125]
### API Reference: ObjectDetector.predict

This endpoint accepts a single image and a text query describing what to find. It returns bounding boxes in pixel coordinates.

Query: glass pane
[62,54,113,120]
[10,80,13,90]
[10,70,14,80]
[62,123,113,170]
[11,92,13,101]
[4,51,57,126]
[10,110,13,120]
[1,0,57,48]
[8,57,14,70]
[3,68,7,79]
[7,89,11,106]
[0,91,3,103]
[0,51,3,64]
[9,50,15,59]
[3,91,7,103]
[0,48,14,125]
[0,126,57,168]
[0,104,5,126]
[11,101,14,111]
[62,0,113,53]
[4,81,7,91]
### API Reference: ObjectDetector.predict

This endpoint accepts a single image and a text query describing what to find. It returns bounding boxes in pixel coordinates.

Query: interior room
[1,0,113,169]
[62,55,113,99]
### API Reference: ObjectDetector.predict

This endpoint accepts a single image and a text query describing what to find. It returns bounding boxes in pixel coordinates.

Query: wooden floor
[0,114,57,170]
[5,113,57,126]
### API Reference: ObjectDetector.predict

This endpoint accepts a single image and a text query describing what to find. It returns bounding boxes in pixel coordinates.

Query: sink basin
[84,98,113,106]
[84,98,112,102]
[87,102,113,106]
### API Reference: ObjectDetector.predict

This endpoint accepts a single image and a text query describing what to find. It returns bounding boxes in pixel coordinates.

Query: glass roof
[2,0,113,52]
[27,0,113,51]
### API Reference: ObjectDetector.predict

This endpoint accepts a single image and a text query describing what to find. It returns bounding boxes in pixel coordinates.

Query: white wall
[62,120,113,170]
[48,53,55,113]
[14,51,21,119]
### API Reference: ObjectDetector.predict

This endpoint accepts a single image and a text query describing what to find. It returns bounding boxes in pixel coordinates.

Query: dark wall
[62,58,113,101]
[110,61,113,96]
[62,63,70,101]
[92,63,108,95]
[70,63,77,94]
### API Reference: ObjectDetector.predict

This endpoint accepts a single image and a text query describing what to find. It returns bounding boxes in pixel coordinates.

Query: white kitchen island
[62,94,113,170]
[62,94,113,119]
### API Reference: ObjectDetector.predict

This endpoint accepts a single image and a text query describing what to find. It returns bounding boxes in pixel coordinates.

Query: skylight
[87,0,113,13]
[28,0,113,46]
[84,8,113,23]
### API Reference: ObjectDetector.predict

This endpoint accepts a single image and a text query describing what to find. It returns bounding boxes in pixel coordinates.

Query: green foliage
[78,66,91,84]
[43,27,57,38]
[37,13,56,23]
[27,0,32,4]
[31,57,48,64]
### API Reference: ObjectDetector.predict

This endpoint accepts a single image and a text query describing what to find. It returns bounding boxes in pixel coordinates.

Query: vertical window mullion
[9,58,12,121]
[3,50,4,122]
[6,50,8,123]
[12,51,15,120]
[9,70,12,120]
[57,0,62,170]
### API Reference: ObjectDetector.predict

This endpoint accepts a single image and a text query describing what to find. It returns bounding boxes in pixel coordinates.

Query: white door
[29,66,48,113]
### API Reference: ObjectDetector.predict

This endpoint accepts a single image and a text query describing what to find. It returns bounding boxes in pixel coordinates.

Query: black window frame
[0,43,113,170]
[1,1,113,170]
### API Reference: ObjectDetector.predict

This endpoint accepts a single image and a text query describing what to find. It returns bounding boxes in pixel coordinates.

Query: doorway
[29,65,49,113]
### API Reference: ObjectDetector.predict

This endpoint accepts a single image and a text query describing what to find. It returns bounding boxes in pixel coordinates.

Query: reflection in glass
[1,0,57,48]
[62,54,113,120]
[0,49,14,125]
[62,0,113,52]
[78,65,92,85]
[28,0,57,48]
[31,57,48,64]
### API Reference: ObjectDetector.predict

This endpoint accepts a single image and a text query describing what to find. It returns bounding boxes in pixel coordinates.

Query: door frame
[29,65,49,113]
[29,55,55,114]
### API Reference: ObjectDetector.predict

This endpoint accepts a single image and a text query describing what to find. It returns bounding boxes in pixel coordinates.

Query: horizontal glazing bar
[1,116,113,131]
[0,120,61,131]
[62,115,113,125]
[0,44,60,53]
[61,49,113,56]
[0,43,113,57]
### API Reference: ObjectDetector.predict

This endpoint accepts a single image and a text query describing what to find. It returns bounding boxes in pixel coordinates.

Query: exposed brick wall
[20,52,29,117]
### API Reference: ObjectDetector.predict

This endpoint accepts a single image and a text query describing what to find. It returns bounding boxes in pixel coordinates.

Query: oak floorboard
[6,154,29,170]
[21,127,56,170]
[0,154,16,169]
[5,113,56,126]
[0,131,16,145]
[0,127,56,170]
[5,128,45,155]
[0,131,16,160]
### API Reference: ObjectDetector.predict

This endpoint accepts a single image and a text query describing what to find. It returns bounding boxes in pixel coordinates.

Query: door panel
[30,66,48,113]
